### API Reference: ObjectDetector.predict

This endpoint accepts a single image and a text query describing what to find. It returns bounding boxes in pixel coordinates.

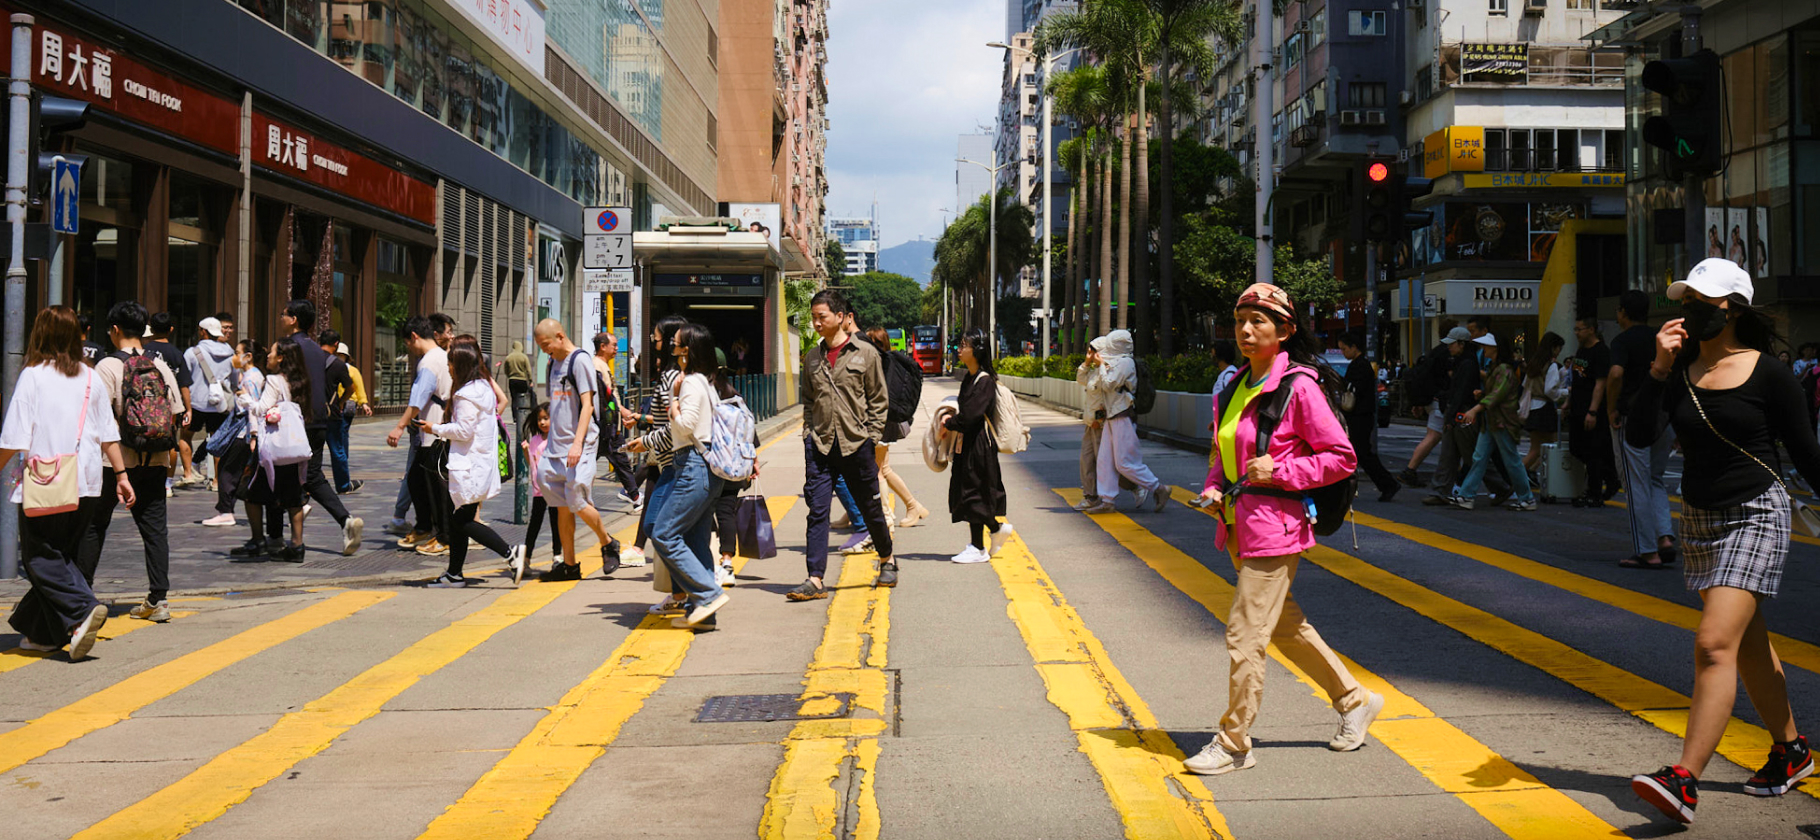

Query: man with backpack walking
[1080,329,1167,514]
[789,289,897,599]
[280,300,364,556]
[532,318,623,581]
[1397,319,1458,487]
[78,301,184,623]
[591,331,642,509]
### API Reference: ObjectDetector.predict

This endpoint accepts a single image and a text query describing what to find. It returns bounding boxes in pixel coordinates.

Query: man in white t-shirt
[387,316,453,555]
[532,318,619,581]
[77,301,184,624]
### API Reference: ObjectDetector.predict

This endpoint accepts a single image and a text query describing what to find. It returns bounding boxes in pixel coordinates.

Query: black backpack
[1131,358,1157,415]
[884,350,923,424]
[1400,348,1440,408]
[1216,367,1355,536]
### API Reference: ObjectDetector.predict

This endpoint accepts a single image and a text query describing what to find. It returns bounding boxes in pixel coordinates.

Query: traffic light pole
[1681,8,1704,266]
[1365,244,1378,364]
[1,14,29,580]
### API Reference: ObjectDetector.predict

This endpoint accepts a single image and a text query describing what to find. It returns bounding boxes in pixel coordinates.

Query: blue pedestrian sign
[51,156,79,235]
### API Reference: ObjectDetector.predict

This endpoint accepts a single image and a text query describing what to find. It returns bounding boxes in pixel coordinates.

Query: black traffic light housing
[1641,49,1721,179]
[1351,158,1402,245]
[30,94,88,205]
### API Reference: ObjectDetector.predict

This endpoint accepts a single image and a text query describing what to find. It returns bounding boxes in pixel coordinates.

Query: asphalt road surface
[2,377,1816,839]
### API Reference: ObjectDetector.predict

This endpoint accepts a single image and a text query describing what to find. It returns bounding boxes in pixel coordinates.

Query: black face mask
[1680,299,1728,342]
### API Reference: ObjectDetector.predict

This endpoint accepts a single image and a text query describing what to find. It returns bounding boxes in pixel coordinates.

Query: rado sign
[1449,279,1540,315]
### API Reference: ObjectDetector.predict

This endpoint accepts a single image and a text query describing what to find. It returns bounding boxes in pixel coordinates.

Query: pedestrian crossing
[3,469,1816,836]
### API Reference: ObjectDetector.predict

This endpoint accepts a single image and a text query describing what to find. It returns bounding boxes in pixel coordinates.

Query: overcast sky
[824,0,1002,250]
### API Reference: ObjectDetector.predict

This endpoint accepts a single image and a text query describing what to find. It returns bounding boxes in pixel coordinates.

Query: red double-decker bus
[910,325,942,375]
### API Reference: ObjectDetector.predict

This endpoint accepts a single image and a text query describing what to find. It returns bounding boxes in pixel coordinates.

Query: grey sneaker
[1072,496,1101,512]
[1183,741,1255,775]
[1329,690,1386,751]
[1450,495,1477,511]
[1506,498,1539,512]
[1133,486,1153,509]
[127,599,171,623]
[1081,500,1117,515]
[341,517,364,556]
[839,534,874,555]
[1153,485,1171,512]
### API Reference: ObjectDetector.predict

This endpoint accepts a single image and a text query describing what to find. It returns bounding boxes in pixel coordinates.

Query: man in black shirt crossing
[1607,290,1677,568]
[1568,315,1618,505]
[281,300,365,557]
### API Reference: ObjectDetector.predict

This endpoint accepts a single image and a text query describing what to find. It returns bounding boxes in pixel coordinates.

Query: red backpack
[118,353,178,452]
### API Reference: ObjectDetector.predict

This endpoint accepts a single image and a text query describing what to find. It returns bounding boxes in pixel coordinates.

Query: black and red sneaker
[1632,765,1698,824]
[1745,735,1814,796]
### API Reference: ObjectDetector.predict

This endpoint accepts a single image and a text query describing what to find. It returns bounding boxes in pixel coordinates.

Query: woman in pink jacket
[1183,282,1386,776]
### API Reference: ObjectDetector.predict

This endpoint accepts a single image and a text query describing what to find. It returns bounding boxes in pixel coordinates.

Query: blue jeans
[835,475,866,536]
[649,447,724,607]
[392,439,418,521]
[1455,427,1533,503]
[1614,426,1675,555]
[328,414,353,491]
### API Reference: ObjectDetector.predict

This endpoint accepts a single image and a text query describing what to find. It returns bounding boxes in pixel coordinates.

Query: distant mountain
[877,238,936,286]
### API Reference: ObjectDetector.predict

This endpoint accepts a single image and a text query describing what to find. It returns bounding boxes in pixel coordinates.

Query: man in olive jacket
[791,289,896,600]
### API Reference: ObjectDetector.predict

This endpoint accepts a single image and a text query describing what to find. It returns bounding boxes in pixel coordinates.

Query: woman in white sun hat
[1625,258,1820,825]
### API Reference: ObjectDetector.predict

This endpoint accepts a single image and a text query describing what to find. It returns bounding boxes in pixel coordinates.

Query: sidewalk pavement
[1,406,803,600]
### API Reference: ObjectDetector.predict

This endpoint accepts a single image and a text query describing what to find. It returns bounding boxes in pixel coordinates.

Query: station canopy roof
[633,217,784,273]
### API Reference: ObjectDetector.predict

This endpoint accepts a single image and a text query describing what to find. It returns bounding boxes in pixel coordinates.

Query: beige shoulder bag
[1683,370,1820,537]
[24,369,93,517]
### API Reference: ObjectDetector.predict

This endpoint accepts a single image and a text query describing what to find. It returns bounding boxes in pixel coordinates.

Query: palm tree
[934,189,1037,338]
[1057,136,1085,352]
[1144,0,1237,355]
[1044,59,1113,345]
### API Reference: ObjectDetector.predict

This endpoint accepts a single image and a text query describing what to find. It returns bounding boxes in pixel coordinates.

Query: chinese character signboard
[1461,43,1529,84]
[449,0,547,75]
[253,114,436,225]
[1423,127,1486,179]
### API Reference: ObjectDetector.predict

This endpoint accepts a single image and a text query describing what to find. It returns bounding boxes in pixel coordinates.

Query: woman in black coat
[939,328,1010,563]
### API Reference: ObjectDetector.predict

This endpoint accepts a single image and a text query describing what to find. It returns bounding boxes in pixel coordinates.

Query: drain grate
[695,693,853,723]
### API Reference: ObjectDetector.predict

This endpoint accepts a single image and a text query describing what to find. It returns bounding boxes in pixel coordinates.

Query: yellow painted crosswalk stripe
[0,592,388,774]
[759,516,891,840]
[989,526,1236,840]
[0,611,198,674]
[1072,488,1626,839]
[71,549,610,840]
[418,498,800,840]
[1348,510,1820,676]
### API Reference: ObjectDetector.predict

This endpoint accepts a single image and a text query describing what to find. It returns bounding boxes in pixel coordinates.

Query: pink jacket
[1203,352,1357,559]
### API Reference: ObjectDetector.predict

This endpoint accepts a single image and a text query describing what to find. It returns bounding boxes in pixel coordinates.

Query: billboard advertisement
[727,202,782,252]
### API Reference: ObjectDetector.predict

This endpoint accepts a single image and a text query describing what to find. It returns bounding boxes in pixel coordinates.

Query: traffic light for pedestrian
[30,95,88,204]
[1641,49,1721,179]
[1352,159,1400,244]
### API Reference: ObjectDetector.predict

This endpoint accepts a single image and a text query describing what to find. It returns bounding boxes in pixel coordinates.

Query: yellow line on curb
[71,548,611,840]
[0,611,198,674]
[759,516,891,840]
[1064,488,1626,839]
[1349,509,1820,677]
[0,592,388,774]
[990,523,1236,840]
[418,497,799,840]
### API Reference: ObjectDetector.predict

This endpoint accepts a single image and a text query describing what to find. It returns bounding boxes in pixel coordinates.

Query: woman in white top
[243,338,313,561]
[423,336,523,588]
[0,306,133,660]
[648,323,728,630]
[1521,331,1571,479]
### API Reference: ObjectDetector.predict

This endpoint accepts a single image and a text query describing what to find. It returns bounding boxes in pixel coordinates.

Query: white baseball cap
[1471,333,1497,347]
[335,342,350,357]
[198,317,224,338]
[1668,257,1754,305]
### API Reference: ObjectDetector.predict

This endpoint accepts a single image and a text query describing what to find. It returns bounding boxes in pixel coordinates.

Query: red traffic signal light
[1367,162,1389,183]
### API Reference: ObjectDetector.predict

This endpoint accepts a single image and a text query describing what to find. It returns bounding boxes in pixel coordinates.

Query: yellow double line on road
[71,548,611,840]
[989,527,1236,840]
[1082,489,1626,840]
[758,530,892,840]
[419,497,800,840]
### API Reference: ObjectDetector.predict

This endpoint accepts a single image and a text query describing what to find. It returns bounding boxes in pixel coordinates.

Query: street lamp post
[957,153,1007,356]
[990,41,1084,360]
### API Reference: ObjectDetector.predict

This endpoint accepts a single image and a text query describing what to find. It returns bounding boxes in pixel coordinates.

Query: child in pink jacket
[1183,282,1386,778]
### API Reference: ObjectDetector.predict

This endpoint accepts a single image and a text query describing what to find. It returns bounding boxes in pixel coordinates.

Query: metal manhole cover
[695,693,852,723]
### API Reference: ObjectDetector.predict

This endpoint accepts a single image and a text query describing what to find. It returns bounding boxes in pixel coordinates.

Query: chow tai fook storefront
[2,9,439,388]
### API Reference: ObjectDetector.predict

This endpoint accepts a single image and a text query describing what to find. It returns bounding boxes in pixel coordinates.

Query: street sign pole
[2,14,30,580]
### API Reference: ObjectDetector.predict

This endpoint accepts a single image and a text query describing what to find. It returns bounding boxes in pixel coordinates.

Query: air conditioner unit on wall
[1340,110,1362,126]
[1524,0,1545,14]
[1365,110,1387,126]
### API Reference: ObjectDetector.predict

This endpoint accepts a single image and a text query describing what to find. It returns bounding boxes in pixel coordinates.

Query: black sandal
[1618,554,1669,570]
[1658,538,1679,566]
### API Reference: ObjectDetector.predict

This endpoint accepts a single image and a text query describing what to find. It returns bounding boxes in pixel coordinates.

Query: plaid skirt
[1679,483,1791,597]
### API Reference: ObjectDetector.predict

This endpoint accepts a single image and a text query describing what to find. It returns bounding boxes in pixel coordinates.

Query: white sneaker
[384,519,411,537]
[1081,501,1116,515]
[950,544,989,564]
[17,638,60,652]
[988,523,1015,557]
[430,572,468,589]
[1072,497,1101,512]
[508,545,527,586]
[716,564,735,587]
[648,593,688,615]
[1329,690,1386,752]
[1133,486,1152,509]
[617,546,648,567]
[341,517,364,556]
[201,513,237,527]
[67,604,108,661]
[684,593,730,627]
[1183,741,1255,775]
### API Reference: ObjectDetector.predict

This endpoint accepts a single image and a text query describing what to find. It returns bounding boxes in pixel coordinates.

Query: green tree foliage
[843,272,924,331]
[785,276,821,348]
[1148,137,1242,223]
[996,294,1037,354]
[824,238,845,279]
[1174,214,1341,320]
[933,188,1035,334]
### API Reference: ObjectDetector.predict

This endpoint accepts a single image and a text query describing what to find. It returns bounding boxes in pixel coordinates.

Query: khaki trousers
[1217,552,1365,753]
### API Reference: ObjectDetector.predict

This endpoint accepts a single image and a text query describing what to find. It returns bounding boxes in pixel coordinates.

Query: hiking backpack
[118,353,179,452]
[1131,358,1157,415]
[884,350,923,424]
[705,394,757,482]
[985,374,1031,454]
[1215,367,1355,536]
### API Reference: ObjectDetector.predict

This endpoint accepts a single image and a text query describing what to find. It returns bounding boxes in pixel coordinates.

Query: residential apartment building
[25,0,719,401]
[1604,0,1820,348]
[827,213,880,276]
[718,0,831,279]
